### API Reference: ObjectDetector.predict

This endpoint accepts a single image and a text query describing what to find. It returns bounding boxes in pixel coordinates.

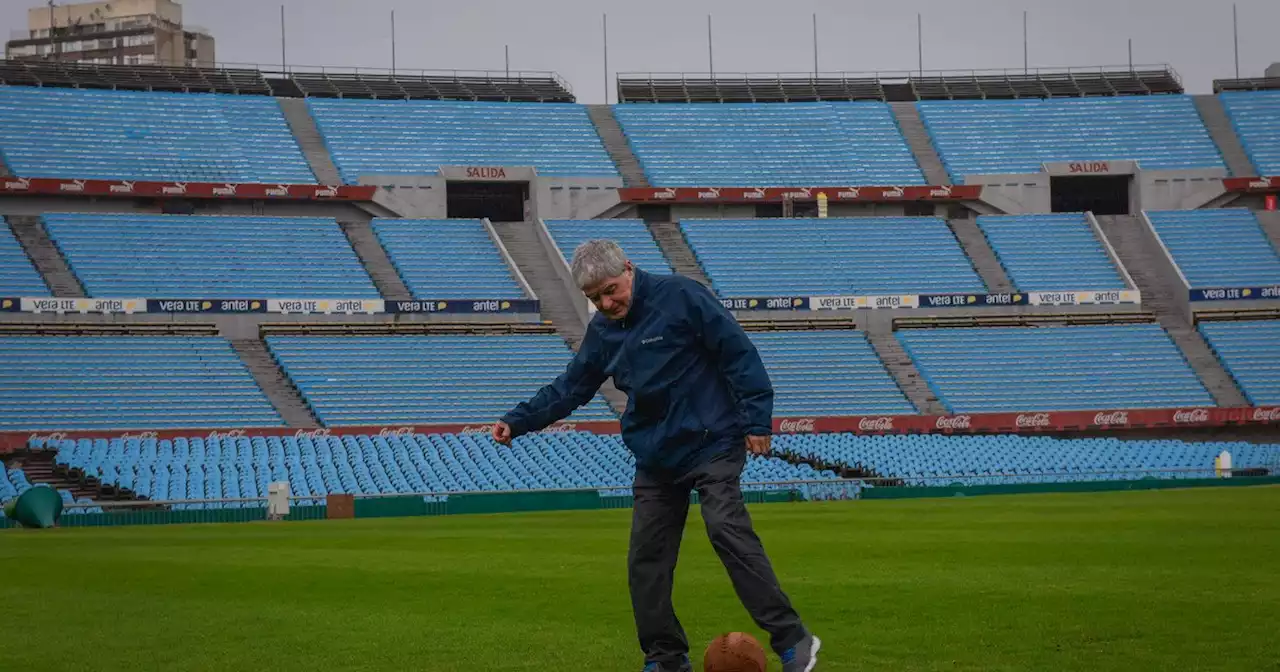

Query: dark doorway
[1051,175,1131,215]
[446,182,528,221]
[637,204,672,222]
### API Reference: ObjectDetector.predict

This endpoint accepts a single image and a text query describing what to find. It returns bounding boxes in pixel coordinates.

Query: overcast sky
[2,0,1277,102]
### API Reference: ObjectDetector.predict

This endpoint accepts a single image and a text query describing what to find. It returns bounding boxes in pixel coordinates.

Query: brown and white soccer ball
[703,632,767,672]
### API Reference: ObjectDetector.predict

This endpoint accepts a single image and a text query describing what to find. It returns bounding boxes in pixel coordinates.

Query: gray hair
[570,239,629,288]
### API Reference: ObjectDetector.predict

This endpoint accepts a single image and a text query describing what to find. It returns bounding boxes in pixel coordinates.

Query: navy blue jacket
[501,269,774,476]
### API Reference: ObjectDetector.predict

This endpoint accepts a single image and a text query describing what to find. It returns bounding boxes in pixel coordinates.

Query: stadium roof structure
[1214,77,1280,93]
[616,65,1184,103]
[0,59,576,102]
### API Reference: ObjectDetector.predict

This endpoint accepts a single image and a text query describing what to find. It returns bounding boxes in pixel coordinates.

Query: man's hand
[746,434,771,456]
[492,421,513,446]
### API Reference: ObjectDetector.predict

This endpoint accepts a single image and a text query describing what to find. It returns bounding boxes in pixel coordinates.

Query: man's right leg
[630,468,692,669]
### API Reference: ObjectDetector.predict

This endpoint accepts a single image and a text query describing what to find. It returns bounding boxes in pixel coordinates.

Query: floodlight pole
[707,15,714,77]
[603,13,609,104]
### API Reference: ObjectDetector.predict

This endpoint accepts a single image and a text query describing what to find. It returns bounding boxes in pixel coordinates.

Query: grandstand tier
[0,335,282,431]
[917,95,1224,182]
[0,223,48,296]
[41,213,379,299]
[1145,209,1280,288]
[750,331,915,416]
[679,217,984,297]
[975,213,1127,291]
[0,86,315,183]
[1219,91,1280,176]
[543,219,673,275]
[897,324,1214,413]
[613,102,925,187]
[264,334,617,426]
[305,99,618,184]
[1198,320,1280,406]
[371,219,525,299]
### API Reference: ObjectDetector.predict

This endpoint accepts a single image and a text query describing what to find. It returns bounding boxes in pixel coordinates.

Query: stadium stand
[1219,91,1280,176]
[305,99,618,184]
[0,467,101,514]
[1198,320,1280,406]
[543,219,674,275]
[41,213,379,298]
[679,217,984,296]
[371,219,525,299]
[39,431,836,506]
[778,433,1280,487]
[897,324,1214,412]
[264,334,617,426]
[0,335,283,431]
[1145,209,1280,288]
[0,224,48,296]
[0,86,315,183]
[612,102,925,187]
[750,331,915,416]
[0,59,272,95]
[975,213,1127,291]
[917,95,1225,182]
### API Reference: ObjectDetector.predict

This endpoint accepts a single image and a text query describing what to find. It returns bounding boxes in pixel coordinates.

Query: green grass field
[2,486,1278,671]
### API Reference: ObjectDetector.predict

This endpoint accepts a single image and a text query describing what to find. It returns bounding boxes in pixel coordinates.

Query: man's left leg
[690,449,811,658]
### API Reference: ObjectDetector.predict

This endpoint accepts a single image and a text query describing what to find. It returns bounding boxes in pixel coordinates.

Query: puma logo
[641,336,664,345]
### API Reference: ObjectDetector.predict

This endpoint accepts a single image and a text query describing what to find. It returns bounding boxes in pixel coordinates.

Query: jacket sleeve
[685,281,774,435]
[500,327,608,438]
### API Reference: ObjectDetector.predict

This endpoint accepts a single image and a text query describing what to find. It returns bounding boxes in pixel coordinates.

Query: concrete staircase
[1256,211,1280,251]
[646,221,711,286]
[338,220,412,301]
[1094,215,1248,408]
[277,97,343,185]
[1192,94,1256,178]
[866,329,946,415]
[890,101,950,185]
[947,218,1014,293]
[6,215,85,297]
[0,153,10,177]
[586,104,649,188]
[231,339,321,428]
[491,220,628,413]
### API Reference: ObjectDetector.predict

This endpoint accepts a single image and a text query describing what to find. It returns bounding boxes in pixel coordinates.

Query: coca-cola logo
[1093,411,1130,426]
[1251,407,1280,422]
[935,415,972,430]
[294,428,333,439]
[459,424,495,435]
[1015,413,1052,428]
[206,429,247,440]
[27,432,68,443]
[858,416,894,431]
[118,431,159,440]
[1172,408,1210,424]
[376,426,416,437]
[3,177,31,191]
[778,418,816,433]
[539,423,577,434]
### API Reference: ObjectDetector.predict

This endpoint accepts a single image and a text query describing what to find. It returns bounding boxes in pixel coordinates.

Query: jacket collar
[620,267,650,328]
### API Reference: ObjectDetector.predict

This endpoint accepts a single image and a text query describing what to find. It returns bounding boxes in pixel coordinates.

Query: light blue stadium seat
[613,102,925,187]
[0,224,47,296]
[976,213,1126,291]
[1145,208,1280,288]
[0,86,315,183]
[1199,320,1280,406]
[680,217,984,296]
[1220,91,1280,176]
[750,331,915,416]
[777,433,1280,487]
[0,335,282,431]
[265,334,617,425]
[371,219,524,299]
[306,99,619,184]
[898,324,1213,412]
[918,96,1225,182]
[544,219,673,274]
[41,213,378,298]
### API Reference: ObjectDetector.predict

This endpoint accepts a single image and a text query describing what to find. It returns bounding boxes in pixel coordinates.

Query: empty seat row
[544,219,674,275]
[1145,208,1280,288]
[0,224,47,296]
[1220,91,1280,176]
[372,219,525,299]
[976,212,1127,291]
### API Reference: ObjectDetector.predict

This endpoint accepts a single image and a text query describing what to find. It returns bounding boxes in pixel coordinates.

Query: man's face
[582,263,635,321]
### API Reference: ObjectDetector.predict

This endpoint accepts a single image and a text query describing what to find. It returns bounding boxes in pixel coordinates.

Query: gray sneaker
[780,633,821,672]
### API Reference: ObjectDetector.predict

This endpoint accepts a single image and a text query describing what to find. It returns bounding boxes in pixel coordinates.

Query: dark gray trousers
[628,447,806,666]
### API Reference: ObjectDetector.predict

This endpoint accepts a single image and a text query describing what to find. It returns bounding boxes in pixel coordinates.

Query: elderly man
[492,240,821,672]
